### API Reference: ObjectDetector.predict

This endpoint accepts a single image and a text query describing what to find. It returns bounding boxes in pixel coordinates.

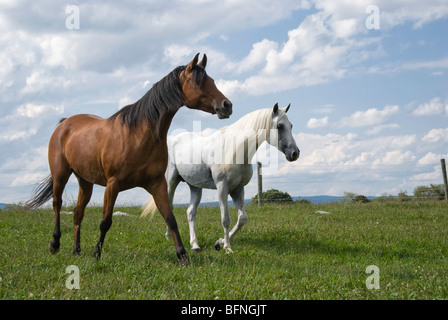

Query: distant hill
[294,195,344,203]
[173,195,364,208]
[296,195,376,203]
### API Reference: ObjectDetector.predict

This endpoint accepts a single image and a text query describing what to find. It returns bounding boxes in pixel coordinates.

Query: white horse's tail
[141,196,159,218]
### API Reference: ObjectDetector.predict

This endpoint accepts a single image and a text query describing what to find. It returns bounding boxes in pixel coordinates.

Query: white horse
[141,104,300,252]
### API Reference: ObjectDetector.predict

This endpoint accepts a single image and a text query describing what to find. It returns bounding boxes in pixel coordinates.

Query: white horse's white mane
[219,108,275,135]
[216,107,285,165]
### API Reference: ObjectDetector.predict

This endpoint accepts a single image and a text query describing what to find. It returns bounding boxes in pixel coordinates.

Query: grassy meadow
[0,201,447,300]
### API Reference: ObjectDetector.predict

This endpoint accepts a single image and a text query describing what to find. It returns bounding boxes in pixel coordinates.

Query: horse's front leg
[147,178,189,266]
[215,182,232,253]
[187,185,202,252]
[93,178,119,260]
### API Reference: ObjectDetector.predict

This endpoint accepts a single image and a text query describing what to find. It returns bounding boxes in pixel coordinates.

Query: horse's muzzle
[216,100,233,119]
[286,147,300,162]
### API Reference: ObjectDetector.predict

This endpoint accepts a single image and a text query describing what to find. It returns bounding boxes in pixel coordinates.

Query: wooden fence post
[441,159,448,202]
[257,162,262,206]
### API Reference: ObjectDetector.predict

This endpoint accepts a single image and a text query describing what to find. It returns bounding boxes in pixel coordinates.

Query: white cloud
[22,70,74,94]
[412,97,448,116]
[417,152,447,165]
[313,0,448,31]
[214,79,243,97]
[0,103,64,142]
[408,151,448,190]
[232,39,279,74]
[339,105,399,128]
[16,103,64,118]
[377,0,448,29]
[273,131,419,195]
[267,130,421,197]
[422,128,448,143]
[38,35,77,69]
[366,123,400,135]
[164,45,195,67]
[380,150,416,165]
[307,116,329,129]
[313,105,335,114]
[1,146,48,187]
[216,0,448,96]
[0,127,38,142]
[118,96,134,108]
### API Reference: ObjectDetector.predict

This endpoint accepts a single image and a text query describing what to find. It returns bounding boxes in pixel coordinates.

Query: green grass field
[1,201,447,300]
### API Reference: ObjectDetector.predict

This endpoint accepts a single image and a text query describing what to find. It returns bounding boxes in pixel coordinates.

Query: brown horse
[26,53,232,266]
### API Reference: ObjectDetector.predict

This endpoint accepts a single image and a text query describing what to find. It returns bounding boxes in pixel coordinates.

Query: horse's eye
[277,124,284,130]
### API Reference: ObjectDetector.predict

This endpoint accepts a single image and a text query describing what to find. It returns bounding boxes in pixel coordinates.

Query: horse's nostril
[292,149,299,160]
[224,100,232,109]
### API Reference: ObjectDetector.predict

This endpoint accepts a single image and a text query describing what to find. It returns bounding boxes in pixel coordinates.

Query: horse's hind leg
[229,186,248,242]
[72,176,93,255]
[49,169,72,254]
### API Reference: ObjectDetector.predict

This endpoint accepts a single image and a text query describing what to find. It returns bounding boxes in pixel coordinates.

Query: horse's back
[50,114,106,157]
[52,114,104,138]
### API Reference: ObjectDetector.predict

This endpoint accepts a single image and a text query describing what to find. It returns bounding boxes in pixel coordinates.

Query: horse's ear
[199,54,207,69]
[273,103,279,115]
[186,53,200,73]
[285,103,290,113]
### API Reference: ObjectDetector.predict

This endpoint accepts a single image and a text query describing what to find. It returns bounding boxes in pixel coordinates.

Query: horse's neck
[157,108,180,137]
[222,124,268,165]
[141,107,180,145]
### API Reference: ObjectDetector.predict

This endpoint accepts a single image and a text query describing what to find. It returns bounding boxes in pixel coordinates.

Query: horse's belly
[177,164,216,190]
[69,159,107,186]
[195,179,217,190]
[225,164,253,191]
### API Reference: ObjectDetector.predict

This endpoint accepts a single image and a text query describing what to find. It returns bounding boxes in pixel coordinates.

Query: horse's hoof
[214,240,221,251]
[49,240,60,254]
[191,247,202,253]
[93,246,101,261]
[178,254,190,267]
[72,247,81,256]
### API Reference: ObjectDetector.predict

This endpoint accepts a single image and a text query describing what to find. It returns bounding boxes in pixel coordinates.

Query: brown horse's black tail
[26,175,53,210]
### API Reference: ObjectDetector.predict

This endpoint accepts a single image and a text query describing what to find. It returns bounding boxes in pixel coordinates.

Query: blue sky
[1,0,448,205]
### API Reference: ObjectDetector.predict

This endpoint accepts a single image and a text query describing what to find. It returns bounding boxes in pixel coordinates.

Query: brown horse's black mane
[109,64,207,130]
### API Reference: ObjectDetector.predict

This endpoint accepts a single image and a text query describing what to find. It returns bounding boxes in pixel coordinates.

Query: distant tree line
[251,184,447,206]
[345,184,446,203]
